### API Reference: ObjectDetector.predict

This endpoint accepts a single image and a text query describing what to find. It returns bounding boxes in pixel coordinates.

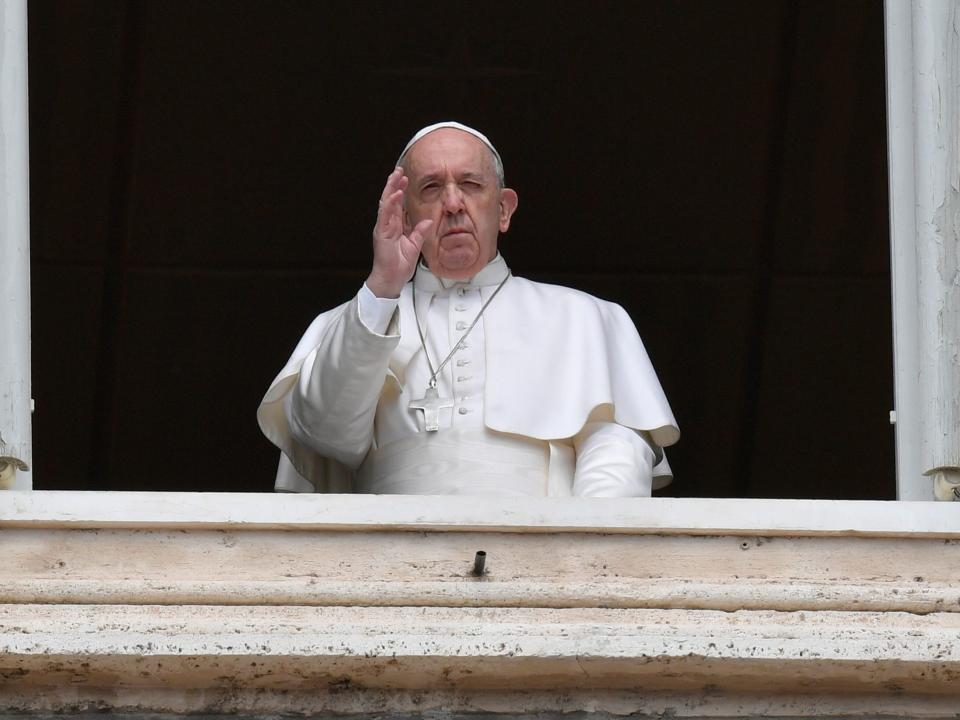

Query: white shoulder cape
[257,276,679,492]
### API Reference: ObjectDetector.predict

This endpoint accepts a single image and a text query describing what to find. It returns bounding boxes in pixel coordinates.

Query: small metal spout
[472,550,487,576]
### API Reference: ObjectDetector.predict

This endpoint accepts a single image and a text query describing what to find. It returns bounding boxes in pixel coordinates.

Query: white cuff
[572,422,656,498]
[358,283,400,335]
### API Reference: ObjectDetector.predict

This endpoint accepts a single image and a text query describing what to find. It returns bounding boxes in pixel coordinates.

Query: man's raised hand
[366,167,433,298]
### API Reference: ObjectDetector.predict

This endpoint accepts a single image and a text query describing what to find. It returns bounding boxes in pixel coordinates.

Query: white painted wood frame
[3,490,958,537]
[0,0,31,490]
[885,0,960,501]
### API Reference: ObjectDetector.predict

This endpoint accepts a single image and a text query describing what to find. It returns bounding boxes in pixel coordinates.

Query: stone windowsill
[0,491,958,717]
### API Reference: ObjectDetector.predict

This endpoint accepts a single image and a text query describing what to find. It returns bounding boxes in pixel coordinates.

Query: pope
[258,122,679,496]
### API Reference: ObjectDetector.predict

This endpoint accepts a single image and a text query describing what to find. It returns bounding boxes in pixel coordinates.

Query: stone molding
[1,492,958,716]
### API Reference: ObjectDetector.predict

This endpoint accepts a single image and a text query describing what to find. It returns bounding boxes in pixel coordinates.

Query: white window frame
[3,1,956,509]
[2,490,958,537]
[0,0,31,490]
[885,0,924,500]
[886,0,960,502]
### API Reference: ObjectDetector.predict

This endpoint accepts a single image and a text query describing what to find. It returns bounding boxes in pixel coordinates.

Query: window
[11,2,950,502]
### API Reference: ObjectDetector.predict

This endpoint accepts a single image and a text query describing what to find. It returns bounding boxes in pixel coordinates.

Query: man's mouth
[441,227,471,238]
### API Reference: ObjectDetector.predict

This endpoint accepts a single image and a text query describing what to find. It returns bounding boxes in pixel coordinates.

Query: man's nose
[441,184,464,213]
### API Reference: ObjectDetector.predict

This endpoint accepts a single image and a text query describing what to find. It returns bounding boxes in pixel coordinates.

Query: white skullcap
[397,121,503,171]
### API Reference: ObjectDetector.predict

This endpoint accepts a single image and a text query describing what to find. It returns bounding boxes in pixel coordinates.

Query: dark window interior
[27,0,893,498]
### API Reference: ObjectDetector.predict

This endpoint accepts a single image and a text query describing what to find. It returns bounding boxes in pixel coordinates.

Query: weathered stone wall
[1,493,958,716]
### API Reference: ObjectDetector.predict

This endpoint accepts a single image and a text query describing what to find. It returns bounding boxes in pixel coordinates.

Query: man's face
[402,129,518,280]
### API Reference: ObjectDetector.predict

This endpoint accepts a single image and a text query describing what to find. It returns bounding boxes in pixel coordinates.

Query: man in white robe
[258,122,679,496]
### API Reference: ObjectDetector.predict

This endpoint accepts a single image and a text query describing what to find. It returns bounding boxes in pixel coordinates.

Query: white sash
[355,428,574,497]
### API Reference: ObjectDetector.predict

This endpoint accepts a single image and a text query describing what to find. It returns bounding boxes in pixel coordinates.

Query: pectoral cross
[409,382,453,432]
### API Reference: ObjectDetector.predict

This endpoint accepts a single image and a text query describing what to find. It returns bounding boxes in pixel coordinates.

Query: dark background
[27,0,894,498]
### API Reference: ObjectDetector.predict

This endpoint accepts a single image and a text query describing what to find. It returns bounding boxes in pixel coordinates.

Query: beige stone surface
[1,527,958,613]
[1,687,959,718]
[1,604,959,714]
[1,492,958,715]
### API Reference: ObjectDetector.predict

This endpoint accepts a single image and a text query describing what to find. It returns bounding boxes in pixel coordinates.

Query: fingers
[376,167,409,233]
[379,166,407,204]
[375,189,404,233]
[407,218,434,252]
[379,167,400,203]
[378,189,403,213]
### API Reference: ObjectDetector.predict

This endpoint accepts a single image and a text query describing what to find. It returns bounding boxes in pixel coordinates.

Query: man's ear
[498,188,519,232]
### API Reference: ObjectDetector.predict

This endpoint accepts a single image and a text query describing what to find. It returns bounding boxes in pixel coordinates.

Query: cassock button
[458,407,469,415]
[457,375,471,382]
[457,287,467,296]
[456,359,470,366]
[455,304,467,311]
[455,321,467,331]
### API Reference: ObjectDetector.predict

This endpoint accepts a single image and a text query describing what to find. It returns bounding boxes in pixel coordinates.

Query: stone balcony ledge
[1,491,958,717]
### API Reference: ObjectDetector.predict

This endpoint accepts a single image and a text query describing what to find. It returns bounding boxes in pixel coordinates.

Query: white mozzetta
[0,0,31,490]
[1,490,959,536]
[259,257,678,494]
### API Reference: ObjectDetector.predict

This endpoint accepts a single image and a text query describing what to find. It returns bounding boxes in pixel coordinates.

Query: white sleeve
[572,422,656,497]
[359,283,400,335]
[284,290,400,470]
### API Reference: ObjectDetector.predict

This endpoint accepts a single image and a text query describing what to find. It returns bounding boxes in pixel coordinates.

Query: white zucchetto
[397,121,503,170]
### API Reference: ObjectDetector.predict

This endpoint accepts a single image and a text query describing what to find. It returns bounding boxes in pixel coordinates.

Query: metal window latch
[932,470,960,501]
[0,457,28,490]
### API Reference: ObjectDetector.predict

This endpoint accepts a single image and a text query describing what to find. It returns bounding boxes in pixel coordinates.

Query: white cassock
[257,255,680,496]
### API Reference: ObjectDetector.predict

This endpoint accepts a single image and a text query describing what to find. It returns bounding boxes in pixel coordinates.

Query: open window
[11,1,938,501]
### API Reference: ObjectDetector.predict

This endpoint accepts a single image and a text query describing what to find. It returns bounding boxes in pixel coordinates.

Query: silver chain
[412,269,511,389]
